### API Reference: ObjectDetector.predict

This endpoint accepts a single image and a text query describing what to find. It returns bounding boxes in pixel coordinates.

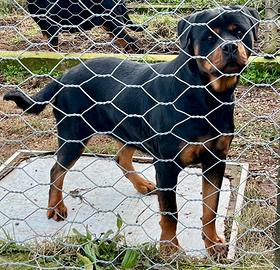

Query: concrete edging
[0,50,279,73]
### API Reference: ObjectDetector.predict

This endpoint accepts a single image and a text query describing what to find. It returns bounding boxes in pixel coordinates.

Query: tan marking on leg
[116,38,135,53]
[179,144,204,167]
[202,177,227,256]
[102,26,114,37]
[159,215,179,255]
[102,26,135,53]
[116,143,156,194]
[180,138,212,167]
[47,146,85,221]
[158,190,179,255]
[215,135,233,157]
[42,32,49,40]
[47,163,68,221]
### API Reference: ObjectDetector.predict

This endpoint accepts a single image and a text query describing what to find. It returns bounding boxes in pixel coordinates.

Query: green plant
[75,214,140,270]
[34,66,62,77]
[2,64,27,77]
[1,64,29,84]
[0,0,26,16]
[1,64,63,85]
[241,63,280,85]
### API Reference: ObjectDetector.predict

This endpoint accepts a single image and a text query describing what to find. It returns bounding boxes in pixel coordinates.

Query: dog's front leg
[201,159,228,257]
[155,161,180,255]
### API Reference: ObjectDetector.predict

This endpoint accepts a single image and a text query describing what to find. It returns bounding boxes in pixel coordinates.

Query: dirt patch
[0,13,179,55]
[232,86,279,200]
[1,12,277,55]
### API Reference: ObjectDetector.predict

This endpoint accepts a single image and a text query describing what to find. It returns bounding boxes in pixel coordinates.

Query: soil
[0,12,278,55]
[0,13,179,55]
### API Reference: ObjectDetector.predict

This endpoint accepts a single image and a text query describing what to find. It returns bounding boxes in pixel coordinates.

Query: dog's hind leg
[36,20,59,48]
[102,21,139,53]
[116,143,156,195]
[47,141,87,221]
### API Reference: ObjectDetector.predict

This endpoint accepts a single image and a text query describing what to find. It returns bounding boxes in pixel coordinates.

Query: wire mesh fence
[0,0,279,269]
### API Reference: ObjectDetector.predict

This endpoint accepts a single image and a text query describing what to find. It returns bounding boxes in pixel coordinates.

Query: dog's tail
[3,80,60,115]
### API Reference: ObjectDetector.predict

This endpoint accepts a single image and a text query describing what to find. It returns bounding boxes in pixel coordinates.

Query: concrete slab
[0,153,232,257]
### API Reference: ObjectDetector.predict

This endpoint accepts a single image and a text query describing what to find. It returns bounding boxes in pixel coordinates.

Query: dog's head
[177,6,259,92]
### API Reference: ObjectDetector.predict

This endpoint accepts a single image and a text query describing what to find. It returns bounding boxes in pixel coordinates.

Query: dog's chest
[179,135,233,167]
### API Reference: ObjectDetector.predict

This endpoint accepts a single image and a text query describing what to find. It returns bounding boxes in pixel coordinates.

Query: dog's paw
[47,203,68,221]
[160,238,180,257]
[134,180,156,195]
[203,234,228,257]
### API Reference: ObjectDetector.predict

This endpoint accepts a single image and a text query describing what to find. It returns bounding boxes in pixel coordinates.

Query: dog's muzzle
[221,41,238,58]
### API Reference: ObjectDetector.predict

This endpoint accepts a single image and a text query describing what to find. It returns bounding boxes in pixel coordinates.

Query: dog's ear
[177,15,194,53]
[242,6,260,41]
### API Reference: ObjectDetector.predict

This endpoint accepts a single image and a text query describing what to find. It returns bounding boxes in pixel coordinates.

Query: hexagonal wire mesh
[0,0,279,269]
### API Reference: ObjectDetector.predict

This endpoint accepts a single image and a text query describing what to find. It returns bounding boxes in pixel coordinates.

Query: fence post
[263,0,279,55]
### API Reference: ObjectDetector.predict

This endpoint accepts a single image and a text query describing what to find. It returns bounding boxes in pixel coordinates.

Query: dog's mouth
[207,56,247,76]
[222,62,243,74]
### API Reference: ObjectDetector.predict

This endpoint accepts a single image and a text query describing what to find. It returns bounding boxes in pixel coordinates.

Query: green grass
[128,0,264,15]
[241,63,280,86]
[2,60,279,87]
[0,216,159,270]
[0,0,26,16]
[0,0,265,16]
[1,64,62,84]
[234,182,275,269]
[1,64,29,84]
[129,0,263,7]
[85,141,119,155]
[1,209,274,269]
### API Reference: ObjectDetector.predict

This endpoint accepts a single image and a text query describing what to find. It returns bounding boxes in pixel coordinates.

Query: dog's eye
[207,35,214,41]
[235,29,244,38]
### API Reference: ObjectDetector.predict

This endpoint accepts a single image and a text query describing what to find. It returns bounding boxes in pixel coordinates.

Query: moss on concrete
[0,50,279,75]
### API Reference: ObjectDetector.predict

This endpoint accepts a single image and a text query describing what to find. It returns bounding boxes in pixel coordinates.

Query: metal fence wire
[0,0,279,269]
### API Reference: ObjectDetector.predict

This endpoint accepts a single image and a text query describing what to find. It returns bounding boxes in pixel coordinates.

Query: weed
[0,64,62,84]
[34,67,62,77]
[75,214,141,269]
[0,64,29,84]
[2,64,28,78]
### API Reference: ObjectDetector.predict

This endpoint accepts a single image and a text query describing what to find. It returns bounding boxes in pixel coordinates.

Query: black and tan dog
[27,0,145,52]
[4,6,259,256]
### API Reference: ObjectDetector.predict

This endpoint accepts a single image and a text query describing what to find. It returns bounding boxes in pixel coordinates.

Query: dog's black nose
[221,42,238,55]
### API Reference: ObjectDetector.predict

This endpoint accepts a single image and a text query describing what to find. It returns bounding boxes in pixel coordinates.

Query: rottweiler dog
[27,0,145,52]
[4,6,259,256]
